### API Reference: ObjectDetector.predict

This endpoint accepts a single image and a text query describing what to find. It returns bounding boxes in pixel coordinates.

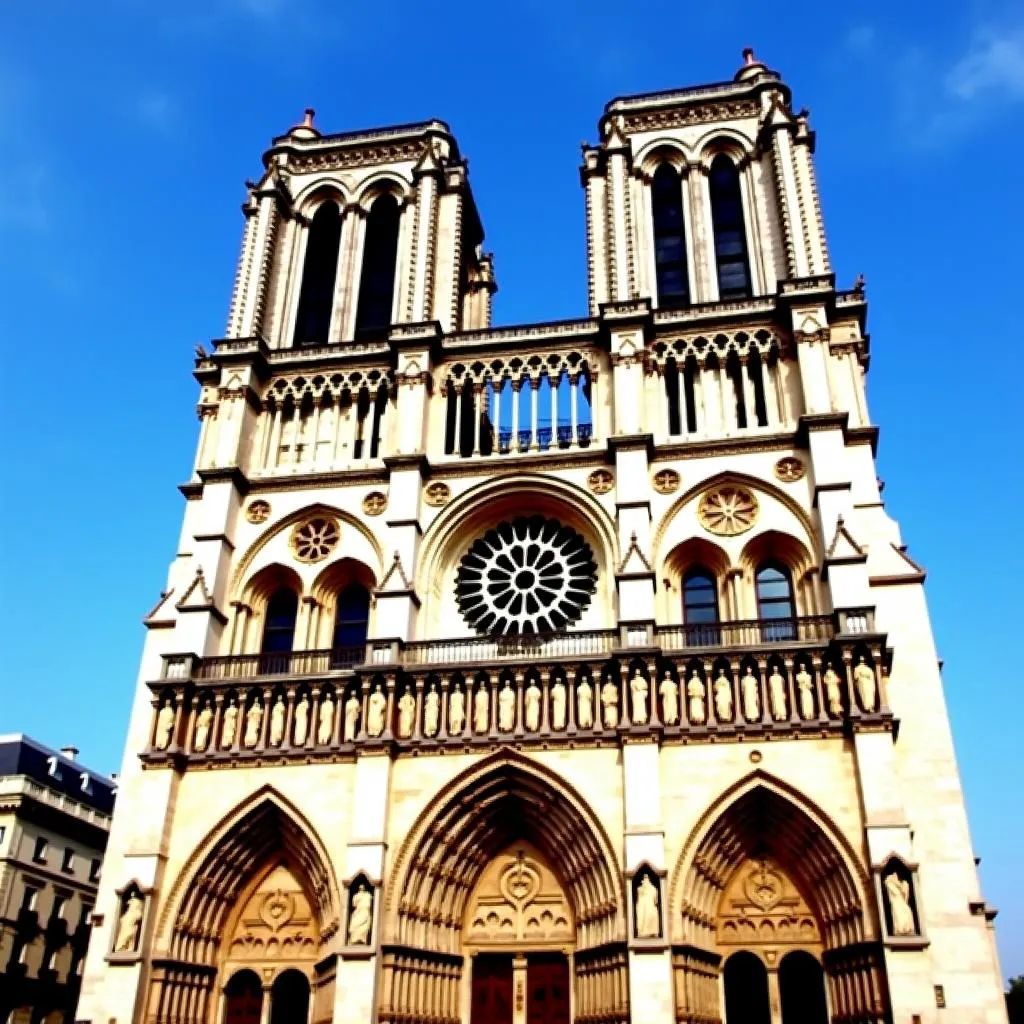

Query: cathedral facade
[78,53,1007,1024]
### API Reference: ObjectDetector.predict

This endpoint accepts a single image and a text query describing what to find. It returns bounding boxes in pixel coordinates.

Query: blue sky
[1,0,1022,980]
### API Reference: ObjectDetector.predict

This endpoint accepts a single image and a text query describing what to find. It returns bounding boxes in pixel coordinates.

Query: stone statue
[498,680,516,732]
[768,666,788,721]
[194,705,213,752]
[885,872,916,936]
[347,884,373,945]
[524,680,542,731]
[114,891,145,953]
[796,664,815,720]
[423,685,440,737]
[630,671,649,725]
[823,665,843,716]
[343,692,359,742]
[660,673,679,726]
[577,678,594,729]
[741,667,760,722]
[473,683,490,733]
[318,692,335,745]
[448,684,466,735]
[634,875,660,939]
[687,673,706,724]
[154,702,175,750]
[713,670,733,722]
[293,693,310,746]
[269,695,286,746]
[367,685,387,738]
[601,679,619,729]
[551,679,567,730]
[854,657,876,711]
[221,701,238,749]
[244,698,263,748]
[397,689,416,738]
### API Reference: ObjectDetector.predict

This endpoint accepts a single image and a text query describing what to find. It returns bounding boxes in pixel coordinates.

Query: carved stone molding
[290,517,340,563]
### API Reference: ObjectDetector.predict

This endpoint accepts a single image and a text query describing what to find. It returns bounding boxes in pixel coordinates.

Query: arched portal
[779,950,829,1024]
[224,969,262,1024]
[671,780,889,1024]
[380,754,627,1024]
[723,952,770,1024]
[270,968,311,1024]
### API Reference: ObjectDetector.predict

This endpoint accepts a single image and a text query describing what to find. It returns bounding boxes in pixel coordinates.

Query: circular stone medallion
[456,516,598,636]
[698,486,759,537]
[363,491,387,516]
[587,469,614,495]
[245,499,271,524]
[774,457,805,482]
[652,468,681,494]
[424,481,451,507]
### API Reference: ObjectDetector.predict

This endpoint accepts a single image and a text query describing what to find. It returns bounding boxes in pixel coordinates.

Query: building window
[709,154,752,299]
[756,563,796,641]
[62,848,75,873]
[32,837,48,864]
[651,164,690,307]
[0,825,5,844]
[332,583,370,656]
[354,194,400,339]
[260,588,298,657]
[89,858,101,883]
[51,894,67,921]
[682,569,720,645]
[293,201,342,347]
[21,886,40,911]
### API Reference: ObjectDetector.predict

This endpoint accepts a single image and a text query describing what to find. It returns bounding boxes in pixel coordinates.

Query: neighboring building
[78,52,1006,1024]
[0,737,115,1024]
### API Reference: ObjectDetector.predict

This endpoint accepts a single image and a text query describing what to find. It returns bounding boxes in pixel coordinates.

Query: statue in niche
[318,691,336,745]
[713,670,733,722]
[367,685,387,738]
[660,673,679,726]
[524,679,542,731]
[221,701,238,748]
[768,666,788,721]
[823,665,843,716]
[498,680,516,732]
[244,698,263,748]
[630,671,649,725]
[343,691,360,742]
[193,704,213,752]
[634,875,661,939]
[601,679,619,729]
[741,667,760,721]
[397,688,416,738]
[448,683,466,735]
[154,701,175,751]
[423,684,440,737]
[113,891,145,953]
[269,695,286,746]
[885,871,916,936]
[854,657,877,711]
[347,883,374,945]
[551,679,567,730]
[577,678,594,729]
[293,693,310,746]
[796,664,815,720]
[687,672,706,724]
[473,682,490,733]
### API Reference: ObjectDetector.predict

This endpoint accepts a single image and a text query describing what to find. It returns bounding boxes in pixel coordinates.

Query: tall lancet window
[709,155,752,299]
[355,194,401,338]
[651,164,690,307]
[293,201,342,347]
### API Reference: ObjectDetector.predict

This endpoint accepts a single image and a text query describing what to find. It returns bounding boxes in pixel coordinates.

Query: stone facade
[77,53,1006,1024]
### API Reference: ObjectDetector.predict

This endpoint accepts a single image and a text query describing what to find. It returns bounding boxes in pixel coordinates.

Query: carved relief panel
[464,843,573,950]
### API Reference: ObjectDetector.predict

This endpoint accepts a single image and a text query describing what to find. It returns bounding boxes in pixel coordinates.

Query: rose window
[291,517,340,562]
[698,486,759,537]
[456,516,598,635]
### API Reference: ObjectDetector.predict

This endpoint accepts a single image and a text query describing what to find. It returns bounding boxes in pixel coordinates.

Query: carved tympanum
[716,858,820,950]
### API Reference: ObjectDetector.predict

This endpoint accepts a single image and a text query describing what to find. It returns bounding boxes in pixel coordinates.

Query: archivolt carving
[647,327,788,372]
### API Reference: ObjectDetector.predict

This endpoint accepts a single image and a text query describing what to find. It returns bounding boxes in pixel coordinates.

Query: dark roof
[0,735,116,815]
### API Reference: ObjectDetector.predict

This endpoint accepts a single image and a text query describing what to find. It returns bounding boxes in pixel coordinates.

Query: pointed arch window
[709,155,752,299]
[683,568,720,646]
[333,583,370,659]
[651,164,690,307]
[261,587,298,655]
[755,562,796,641]
[293,201,342,347]
[355,193,400,339]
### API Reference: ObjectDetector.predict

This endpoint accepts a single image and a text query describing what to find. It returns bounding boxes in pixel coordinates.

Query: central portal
[469,953,571,1024]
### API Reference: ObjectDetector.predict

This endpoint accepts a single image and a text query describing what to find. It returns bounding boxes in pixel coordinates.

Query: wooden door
[527,954,570,1024]
[471,954,514,1024]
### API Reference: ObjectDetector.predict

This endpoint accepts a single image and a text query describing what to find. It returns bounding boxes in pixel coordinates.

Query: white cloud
[946,27,1024,100]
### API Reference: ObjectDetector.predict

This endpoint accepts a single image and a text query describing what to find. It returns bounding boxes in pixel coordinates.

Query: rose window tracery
[456,516,598,635]
[291,517,340,562]
[698,486,759,536]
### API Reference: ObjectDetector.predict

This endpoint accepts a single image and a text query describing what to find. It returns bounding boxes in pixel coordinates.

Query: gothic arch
[416,473,620,637]
[694,130,754,169]
[354,172,413,210]
[383,750,625,953]
[292,178,351,215]
[635,140,691,179]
